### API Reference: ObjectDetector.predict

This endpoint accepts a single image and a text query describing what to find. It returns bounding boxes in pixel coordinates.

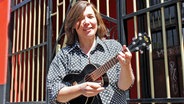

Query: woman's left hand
[117,45,132,66]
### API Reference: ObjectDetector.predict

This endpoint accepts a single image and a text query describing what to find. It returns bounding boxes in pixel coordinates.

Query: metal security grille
[8,0,48,103]
[123,0,184,103]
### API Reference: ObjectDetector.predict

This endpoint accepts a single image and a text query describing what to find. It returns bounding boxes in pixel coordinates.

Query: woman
[47,1,135,104]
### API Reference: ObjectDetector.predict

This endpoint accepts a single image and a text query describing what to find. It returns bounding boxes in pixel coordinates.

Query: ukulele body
[63,64,109,104]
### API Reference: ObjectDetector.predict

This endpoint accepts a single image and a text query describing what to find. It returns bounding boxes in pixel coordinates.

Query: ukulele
[63,33,151,104]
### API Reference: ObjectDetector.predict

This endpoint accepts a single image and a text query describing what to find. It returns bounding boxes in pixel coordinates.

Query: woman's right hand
[56,82,104,103]
[79,82,105,97]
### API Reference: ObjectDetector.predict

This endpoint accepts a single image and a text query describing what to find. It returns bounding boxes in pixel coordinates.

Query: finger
[118,52,125,58]
[117,55,127,64]
[96,87,105,91]
[86,82,102,89]
[122,45,128,52]
[82,85,104,97]
[122,45,132,60]
[85,86,104,92]
[122,45,131,54]
[117,51,131,64]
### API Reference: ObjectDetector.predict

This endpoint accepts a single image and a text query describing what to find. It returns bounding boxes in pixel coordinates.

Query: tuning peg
[132,41,136,45]
[142,43,146,46]
[139,36,142,40]
[139,50,144,54]
[135,47,139,51]
[138,33,142,36]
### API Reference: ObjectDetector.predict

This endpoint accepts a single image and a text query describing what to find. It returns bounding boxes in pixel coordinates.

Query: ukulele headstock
[128,32,151,53]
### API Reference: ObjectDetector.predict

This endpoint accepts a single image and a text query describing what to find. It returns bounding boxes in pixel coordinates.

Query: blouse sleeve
[47,50,68,104]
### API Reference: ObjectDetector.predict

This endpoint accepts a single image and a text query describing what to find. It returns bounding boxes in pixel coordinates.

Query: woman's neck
[79,37,96,55]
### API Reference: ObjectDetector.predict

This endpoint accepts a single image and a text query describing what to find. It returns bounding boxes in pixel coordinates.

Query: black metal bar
[8,42,47,56]
[47,0,53,68]
[101,14,117,24]
[116,0,126,45]
[127,98,184,103]
[122,0,181,20]
[45,0,53,103]
[11,0,31,12]
[121,0,126,45]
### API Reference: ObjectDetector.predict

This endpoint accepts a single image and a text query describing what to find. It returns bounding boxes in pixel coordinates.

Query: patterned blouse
[47,37,128,104]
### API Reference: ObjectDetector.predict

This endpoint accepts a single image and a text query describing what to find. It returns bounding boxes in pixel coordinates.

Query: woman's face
[75,6,98,40]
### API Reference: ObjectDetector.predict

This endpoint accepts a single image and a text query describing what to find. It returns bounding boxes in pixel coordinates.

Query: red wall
[0,0,10,85]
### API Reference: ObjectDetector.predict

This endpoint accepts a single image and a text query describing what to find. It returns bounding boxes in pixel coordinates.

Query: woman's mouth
[83,27,92,31]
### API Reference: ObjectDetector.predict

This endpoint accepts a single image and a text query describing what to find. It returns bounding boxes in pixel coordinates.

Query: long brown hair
[65,0,107,46]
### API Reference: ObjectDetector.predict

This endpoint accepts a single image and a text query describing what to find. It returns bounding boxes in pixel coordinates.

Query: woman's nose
[83,18,90,25]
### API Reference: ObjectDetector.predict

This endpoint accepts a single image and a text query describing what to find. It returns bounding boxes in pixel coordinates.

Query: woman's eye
[78,17,84,21]
[88,15,94,19]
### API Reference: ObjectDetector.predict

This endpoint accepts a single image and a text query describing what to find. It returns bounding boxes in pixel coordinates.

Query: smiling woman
[47,1,135,104]
[74,6,98,55]
[64,1,107,46]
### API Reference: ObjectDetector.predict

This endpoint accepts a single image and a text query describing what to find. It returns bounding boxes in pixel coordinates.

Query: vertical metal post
[19,0,24,101]
[56,0,60,52]
[161,0,171,100]
[177,1,184,93]
[22,3,28,101]
[31,0,36,101]
[10,0,17,102]
[46,0,52,74]
[116,0,126,45]
[15,0,20,101]
[27,1,32,101]
[133,0,141,100]
[41,0,46,101]
[36,0,41,101]
[46,0,53,103]
[106,0,109,17]
[146,0,155,102]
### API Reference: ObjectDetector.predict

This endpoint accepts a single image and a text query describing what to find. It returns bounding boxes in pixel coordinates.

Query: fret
[90,56,119,81]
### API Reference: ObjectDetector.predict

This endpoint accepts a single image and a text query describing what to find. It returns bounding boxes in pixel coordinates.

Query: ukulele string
[84,56,118,82]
